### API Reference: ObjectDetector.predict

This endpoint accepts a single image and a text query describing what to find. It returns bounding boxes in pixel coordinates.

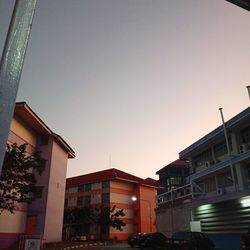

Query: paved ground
[61,242,130,250]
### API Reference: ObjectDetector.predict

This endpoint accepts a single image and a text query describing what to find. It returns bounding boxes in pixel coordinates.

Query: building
[157,159,189,194]
[156,159,192,237]
[65,168,158,240]
[0,102,75,249]
[157,106,250,248]
[179,106,250,233]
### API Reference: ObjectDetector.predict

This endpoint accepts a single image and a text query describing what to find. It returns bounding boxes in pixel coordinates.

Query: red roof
[66,168,158,188]
[170,159,189,166]
[156,159,189,174]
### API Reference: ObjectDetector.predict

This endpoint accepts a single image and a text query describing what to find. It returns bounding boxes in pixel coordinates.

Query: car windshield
[143,233,153,237]
[172,232,193,239]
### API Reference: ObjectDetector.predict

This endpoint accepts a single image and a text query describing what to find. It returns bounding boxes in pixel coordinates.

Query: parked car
[139,232,168,249]
[240,227,250,250]
[167,231,215,250]
[128,233,145,247]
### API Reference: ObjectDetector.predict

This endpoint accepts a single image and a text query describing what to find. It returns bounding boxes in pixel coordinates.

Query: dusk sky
[0,0,249,180]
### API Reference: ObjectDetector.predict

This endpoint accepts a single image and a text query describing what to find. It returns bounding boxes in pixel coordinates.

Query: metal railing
[157,184,192,205]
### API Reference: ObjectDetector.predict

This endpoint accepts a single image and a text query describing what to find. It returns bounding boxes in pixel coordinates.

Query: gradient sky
[0,0,249,180]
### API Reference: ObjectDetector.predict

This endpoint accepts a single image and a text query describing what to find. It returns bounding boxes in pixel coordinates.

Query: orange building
[65,168,158,240]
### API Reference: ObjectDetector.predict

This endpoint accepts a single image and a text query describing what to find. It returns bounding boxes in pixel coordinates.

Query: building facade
[0,102,75,249]
[65,168,158,240]
[157,159,189,194]
[156,159,192,237]
[179,107,250,234]
[157,106,250,247]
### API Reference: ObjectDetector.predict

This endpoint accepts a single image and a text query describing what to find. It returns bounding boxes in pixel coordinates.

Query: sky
[0,0,249,180]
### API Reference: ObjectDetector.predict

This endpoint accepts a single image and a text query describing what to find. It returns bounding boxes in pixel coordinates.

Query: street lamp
[131,195,152,232]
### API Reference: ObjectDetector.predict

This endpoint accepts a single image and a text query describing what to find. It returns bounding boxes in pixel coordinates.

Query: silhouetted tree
[109,205,126,231]
[0,143,45,213]
[63,205,126,240]
[63,207,93,225]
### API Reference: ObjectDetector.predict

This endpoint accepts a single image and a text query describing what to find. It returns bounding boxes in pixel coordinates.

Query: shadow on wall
[208,234,240,250]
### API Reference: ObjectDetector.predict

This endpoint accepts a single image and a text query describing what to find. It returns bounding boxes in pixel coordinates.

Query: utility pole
[0,0,37,174]
[219,108,237,191]
[247,86,250,103]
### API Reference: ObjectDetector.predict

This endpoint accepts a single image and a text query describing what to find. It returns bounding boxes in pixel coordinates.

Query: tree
[64,207,93,225]
[0,143,45,213]
[63,205,126,240]
[88,205,126,236]
[109,205,126,231]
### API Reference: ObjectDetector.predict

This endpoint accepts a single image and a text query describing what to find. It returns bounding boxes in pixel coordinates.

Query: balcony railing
[157,184,191,206]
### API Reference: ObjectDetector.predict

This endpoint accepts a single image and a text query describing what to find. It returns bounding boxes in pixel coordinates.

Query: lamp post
[132,196,152,232]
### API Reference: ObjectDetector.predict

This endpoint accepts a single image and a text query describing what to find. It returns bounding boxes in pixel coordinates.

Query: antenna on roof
[109,154,112,169]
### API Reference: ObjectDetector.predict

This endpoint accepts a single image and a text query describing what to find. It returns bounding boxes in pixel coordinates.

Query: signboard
[24,239,41,250]
[190,220,201,232]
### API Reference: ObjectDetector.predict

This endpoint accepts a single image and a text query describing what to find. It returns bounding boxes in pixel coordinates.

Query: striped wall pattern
[193,197,250,234]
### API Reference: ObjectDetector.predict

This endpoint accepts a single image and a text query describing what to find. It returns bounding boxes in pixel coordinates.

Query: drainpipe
[0,0,37,174]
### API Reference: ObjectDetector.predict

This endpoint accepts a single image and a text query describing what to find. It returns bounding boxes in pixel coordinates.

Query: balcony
[190,150,250,182]
[157,184,192,207]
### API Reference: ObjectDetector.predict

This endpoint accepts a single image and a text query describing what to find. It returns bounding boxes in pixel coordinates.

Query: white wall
[43,141,69,243]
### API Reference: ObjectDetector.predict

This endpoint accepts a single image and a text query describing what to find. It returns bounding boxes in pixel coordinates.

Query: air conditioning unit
[217,188,224,195]
[205,161,210,167]
[239,144,247,153]
[211,159,217,165]
[158,196,164,203]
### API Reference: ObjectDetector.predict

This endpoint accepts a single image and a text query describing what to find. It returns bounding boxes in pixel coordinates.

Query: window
[77,195,91,206]
[241,126,250,144]
[85,183,91,191]
[101,193,110,203]
[194,149,212,167]
[102,180,109,189]
[170,176,183,186]
[85,195,91,205]
[77,196,83,206]
[78,183,91,192]
[214,138,232,157]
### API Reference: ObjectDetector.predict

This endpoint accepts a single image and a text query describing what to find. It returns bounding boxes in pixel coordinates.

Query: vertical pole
[247,86,250,103]
[170,189,174,235]
[219,108,237,191]
[0,0,37,174]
